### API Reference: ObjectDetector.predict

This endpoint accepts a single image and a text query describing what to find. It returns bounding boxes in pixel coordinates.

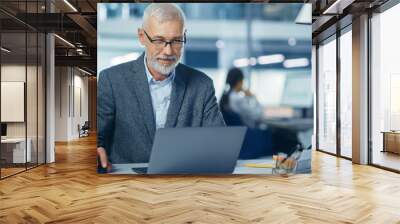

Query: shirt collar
[144,53,175,84]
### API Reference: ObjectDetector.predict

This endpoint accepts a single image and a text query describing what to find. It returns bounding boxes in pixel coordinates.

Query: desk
[382,131,400,154]
[1,138,32,163]
[110,158,274,175]
[262,118,313,132]
[109,150,312,175]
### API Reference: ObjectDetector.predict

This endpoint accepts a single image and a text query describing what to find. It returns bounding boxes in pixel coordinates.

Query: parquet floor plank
[0,135,399,223]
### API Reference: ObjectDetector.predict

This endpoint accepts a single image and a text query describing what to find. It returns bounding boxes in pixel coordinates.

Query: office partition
[0,0,47,179]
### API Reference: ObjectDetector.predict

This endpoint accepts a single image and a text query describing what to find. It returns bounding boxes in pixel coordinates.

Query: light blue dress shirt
[144,56,175,129]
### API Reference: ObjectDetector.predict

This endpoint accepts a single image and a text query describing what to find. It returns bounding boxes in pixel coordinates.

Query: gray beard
[149,56,180,76]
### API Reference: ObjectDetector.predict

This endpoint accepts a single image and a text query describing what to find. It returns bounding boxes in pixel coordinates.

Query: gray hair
[142,3,186,29]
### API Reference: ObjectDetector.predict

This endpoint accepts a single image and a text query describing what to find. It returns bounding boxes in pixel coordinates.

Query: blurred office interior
[97,3,314,160]
[98,3,312,116]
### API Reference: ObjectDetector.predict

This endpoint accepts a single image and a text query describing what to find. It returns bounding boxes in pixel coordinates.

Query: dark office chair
[221,108,243,126]
[269,126,301,155]
[78,121,90,138]
[221,109,274,159]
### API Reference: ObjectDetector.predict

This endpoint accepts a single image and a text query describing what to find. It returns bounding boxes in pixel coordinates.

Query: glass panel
[317,37,337,154]
[371,4,400,171]
[339,29,352,158]
[0,0,46,178]
[26,0,39,169]
[27,30,38,169]
[1,30,27,177]
[38,32,45,165]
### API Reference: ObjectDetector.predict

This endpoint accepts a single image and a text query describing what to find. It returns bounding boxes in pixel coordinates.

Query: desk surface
[1,138,27,143]
[110,157,275,175]
[381,131,400,134]
[262,118,313,131]
[109,149,312,175]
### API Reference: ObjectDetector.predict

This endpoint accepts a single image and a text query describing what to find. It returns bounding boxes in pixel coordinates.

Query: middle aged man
[97,3,226,170]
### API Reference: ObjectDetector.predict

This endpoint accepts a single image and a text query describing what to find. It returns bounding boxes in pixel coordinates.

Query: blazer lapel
[165,64,187,128]
[124,53,156,140]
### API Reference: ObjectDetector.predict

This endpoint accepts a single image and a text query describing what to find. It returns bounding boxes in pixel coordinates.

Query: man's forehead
[147,17,183,28]
[146,19,184,36]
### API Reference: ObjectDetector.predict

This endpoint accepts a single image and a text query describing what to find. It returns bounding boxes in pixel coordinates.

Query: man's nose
[162,43,173,55]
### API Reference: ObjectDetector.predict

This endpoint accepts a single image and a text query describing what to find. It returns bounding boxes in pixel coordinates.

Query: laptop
[132,126,247,174]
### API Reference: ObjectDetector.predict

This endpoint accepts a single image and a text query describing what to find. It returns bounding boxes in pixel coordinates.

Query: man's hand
[244,89,253,97]
[97,147,112,172]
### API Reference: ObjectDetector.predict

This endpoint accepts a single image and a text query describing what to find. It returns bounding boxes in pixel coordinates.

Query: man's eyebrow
[152,35,165,39]
[152,35,184,40]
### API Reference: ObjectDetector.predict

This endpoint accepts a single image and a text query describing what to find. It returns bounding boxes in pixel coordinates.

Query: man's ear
[138,28,145,46]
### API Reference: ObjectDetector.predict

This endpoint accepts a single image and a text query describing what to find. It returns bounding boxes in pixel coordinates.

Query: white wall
[55,67,68,141]
[1,65,35,139]
[55,67,89,141]
[1,64,46,163]
[72,73,89,138]
[1,65,26,131]
[371,4,400,153]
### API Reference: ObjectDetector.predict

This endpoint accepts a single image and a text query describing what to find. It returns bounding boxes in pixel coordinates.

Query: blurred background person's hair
[220,67,264,128]
[220,68,244,112]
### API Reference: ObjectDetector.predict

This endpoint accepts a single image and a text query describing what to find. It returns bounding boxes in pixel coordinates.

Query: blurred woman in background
[219,67,301,159]
[219,67,264,128]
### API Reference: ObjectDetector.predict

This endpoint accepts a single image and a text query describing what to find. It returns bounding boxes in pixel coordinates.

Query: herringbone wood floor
[1,135,400,224]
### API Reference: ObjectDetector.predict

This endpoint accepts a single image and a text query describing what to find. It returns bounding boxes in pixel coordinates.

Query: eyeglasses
[142,29,186,50]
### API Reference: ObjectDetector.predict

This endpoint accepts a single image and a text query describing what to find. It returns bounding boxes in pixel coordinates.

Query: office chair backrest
[82,121,90,129]
[221,108,244,126]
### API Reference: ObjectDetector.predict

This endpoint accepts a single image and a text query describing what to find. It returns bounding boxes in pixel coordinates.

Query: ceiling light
[78,67,93,76]
[283,58,309,68]
[1,47,11,53]
[257,54,285,65]
[288,37,297,46]
[295,3,312,25]
[249,57,257,66]
[63,0,78,12]
[233,58,249,68]
[54,34,75,48]
[322,0,355,15]
[216,40,225,49]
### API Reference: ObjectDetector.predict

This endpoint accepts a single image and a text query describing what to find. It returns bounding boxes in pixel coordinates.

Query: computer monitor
[1,123,7,137]
[281,72,313,108]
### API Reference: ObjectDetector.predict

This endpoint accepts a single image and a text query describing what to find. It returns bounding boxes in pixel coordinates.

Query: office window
[371,3,400,171]
[317,37,337,154]
[339,28,352,158]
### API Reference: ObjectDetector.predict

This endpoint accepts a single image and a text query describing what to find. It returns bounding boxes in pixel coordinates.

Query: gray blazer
[97,53,226,163]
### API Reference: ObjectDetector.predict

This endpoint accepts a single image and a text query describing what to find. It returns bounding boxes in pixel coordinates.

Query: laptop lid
[147,126,247,174]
